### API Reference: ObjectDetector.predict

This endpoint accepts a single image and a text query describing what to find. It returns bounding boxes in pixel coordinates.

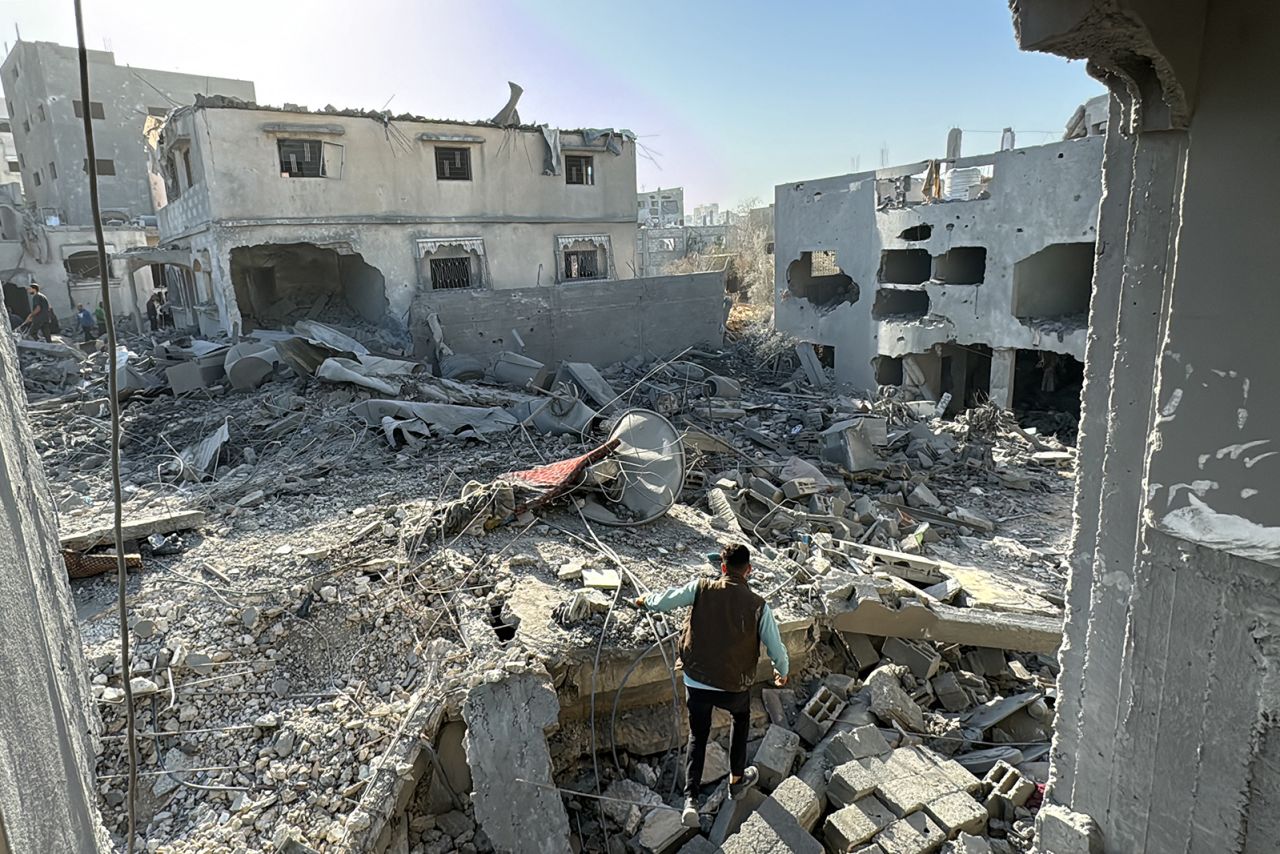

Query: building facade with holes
[774,125,1104,417]
[0,41,255,228]
[151,103,639,340]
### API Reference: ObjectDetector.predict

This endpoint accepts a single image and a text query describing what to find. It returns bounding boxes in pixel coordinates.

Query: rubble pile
[24,317,1076,852]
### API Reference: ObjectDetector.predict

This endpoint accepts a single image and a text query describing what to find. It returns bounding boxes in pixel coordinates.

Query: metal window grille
[564,250,600,279]
[430,257,472,289]
[435,147,471,181]
[811,251,841,276]
[565,155,594,185]
[278,139,324,177]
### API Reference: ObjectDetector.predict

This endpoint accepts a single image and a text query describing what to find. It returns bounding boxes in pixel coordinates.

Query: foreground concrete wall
[774,137,1101,390]
[0,331,106,851]
[1014,1,1280,851]
[413,271,726,366]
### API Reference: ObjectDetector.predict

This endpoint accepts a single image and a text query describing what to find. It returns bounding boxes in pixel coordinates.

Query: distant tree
[663,198,774,305]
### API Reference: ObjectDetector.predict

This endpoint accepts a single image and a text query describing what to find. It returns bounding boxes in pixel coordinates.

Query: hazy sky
[1,0,1104,210]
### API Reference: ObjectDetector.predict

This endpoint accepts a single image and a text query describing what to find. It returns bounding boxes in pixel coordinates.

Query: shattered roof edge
[180,95,632,138]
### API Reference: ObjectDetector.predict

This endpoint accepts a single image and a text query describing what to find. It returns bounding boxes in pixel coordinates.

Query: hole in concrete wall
[230,243,388,331]
[1013,349,1083,442]
[878,249,931,284]
[899,224,932,241]
[875,355,904,385]
[934,246,987,284]
[490,603,517,644]
[786,251,858,309]
[872,287,929,320]
[938,343,992,413]
[1012,242,1095,319]
[65,250,104,282]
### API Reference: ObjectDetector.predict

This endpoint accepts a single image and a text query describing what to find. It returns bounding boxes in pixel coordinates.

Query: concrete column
[0,332,107,851]
[988,348,1016,409]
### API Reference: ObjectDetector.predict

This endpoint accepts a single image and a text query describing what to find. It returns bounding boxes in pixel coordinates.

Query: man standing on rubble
[636,542,789,828]
[23,284,56,341]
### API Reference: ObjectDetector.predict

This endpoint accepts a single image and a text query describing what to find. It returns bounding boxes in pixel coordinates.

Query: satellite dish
[581,409,685,526]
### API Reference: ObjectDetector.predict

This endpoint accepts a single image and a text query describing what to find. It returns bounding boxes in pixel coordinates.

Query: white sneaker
[681,796,700,828]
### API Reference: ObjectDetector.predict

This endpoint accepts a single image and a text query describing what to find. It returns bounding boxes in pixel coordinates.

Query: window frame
[72,100,106,120]
[434,146,472,181]
[277,138,326,178]
[565,154,595,186]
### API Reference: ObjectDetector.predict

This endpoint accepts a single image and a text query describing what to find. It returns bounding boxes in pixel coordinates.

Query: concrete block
[923,792,987,838]
[963,648,1007,678]
[828,759,883,808]
[752,724,801,792]
[1033,803,1103,853]
[721,797,823,853]
[796,685,846,746]
[929,672,971,713]
[881,637,941,680]
[877,774,957,817]
[865,665,925,732]
[824,672,859,699]
[829,724,893,765]
[982,760,1034,810]
[929,758,983,795]
[708,787,764,845]
[677,836,720,854]
[874,811,945,854]
[636,806,697,854]
[765,775,823,833]
[881,747,943,783]
[824,795,897,851]
[783,477,822,499]
[761,688,796,727]
[906,483,941,509]
[841,631,881,673]
[165,360,223,394]
[944,833,991,853]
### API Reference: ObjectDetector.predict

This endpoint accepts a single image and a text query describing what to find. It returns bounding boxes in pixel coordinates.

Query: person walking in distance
[23,284,57,341]
[635,542,789,827]
[75,303,95,343]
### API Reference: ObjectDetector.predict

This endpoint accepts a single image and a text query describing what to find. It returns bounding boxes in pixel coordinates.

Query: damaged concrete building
[773,122,1103,424]
[146,97,723,362]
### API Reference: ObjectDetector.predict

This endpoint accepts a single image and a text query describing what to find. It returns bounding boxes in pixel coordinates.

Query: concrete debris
[30,320,1075,852]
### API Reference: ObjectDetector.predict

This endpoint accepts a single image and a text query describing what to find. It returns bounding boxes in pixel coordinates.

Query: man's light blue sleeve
[759,605,789,675]
[644,579,699,613]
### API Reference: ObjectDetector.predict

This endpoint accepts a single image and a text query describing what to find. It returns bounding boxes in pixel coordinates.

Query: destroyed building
[150,99,648,347]
[0,108,22,192]
[0,40,255,226]
[773,123,1103,427]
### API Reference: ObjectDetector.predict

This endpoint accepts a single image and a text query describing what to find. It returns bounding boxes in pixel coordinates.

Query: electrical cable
[74,2,137,849]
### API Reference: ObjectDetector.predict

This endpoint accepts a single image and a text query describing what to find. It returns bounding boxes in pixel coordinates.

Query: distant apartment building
[636,223,727,277]
[774,120,1104,416]
[689,203,724,226]
[0,41,255,226]
[637,187,683,227]
[0,112,21,191]
[151,101,639,338]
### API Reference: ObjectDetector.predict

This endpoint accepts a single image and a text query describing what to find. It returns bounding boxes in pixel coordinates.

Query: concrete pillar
[988,348,1016,409]
[0,332,107,851]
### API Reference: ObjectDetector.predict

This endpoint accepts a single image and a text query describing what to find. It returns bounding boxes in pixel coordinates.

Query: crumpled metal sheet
[350,399,518,438]
[293,320,368,356]
[176,420,229,482]
[316,358,401,395]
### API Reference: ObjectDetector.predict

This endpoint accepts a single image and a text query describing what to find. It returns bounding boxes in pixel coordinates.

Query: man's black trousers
[684,685,750,798]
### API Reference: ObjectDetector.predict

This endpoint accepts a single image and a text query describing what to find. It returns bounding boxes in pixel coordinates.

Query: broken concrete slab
[709,787,765,845]
[864,665,925,732]
[828,725,892,764]
[795,343,829,389]
[1033,803,1103,853]
[555,361,620,412]
[60,510,205,551]
[636,804,696,853]
[462,672,571,853]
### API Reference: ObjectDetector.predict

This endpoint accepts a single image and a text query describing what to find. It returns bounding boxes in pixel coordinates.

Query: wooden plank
[59,510,205,551]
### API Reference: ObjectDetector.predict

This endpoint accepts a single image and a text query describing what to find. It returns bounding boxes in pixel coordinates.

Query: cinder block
[766,775,823,833]
[982,760,1034,811]
[841,632,881,673]
[923,791,987,838]
[873,811,945,854]
[929,757,983,795]
[796,685,846,746]
[677,835,720,854]
[752,724,801,792]
[824,795,897,851]
[828,759,884,808]
[881,637,941,680]
[929,671,971,712]
[783,477,821,499]
[879,747,940,783]
[1034,803,1103,853]
[877,774,958,817]
[829,724,893,764]
[721,797,823,853]
[708,787,764,845]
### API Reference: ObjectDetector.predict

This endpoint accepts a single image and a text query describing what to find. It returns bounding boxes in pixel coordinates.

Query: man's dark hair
[28,284,39,292]
[721,542,750,575]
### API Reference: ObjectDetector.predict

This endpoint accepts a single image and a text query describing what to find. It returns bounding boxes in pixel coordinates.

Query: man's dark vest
[679,576,766,692]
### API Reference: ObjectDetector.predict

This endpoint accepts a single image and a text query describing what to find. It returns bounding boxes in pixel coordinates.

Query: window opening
[934,246,987,284]
[278,139,325,178]
[73,100,105,119]
[83,158,116,176]
[566,155,594,185]
[564,249,601,279]
[435,147,472,181]
[430,257,473,290]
